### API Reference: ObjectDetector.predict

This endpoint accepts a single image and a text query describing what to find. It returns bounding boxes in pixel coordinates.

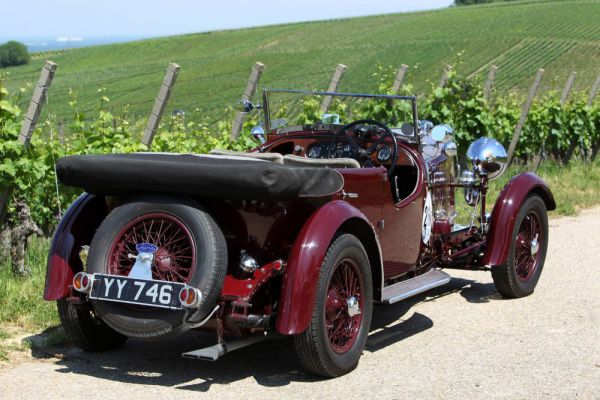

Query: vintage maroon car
[44,89,554,377]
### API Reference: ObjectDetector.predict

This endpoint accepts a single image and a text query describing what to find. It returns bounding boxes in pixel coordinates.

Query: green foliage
[1,62,600,231]
[0,81,258,231]
[0,41,30,68]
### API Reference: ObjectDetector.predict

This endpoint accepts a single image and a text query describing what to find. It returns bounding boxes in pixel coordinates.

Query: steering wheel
[328,119,399,177]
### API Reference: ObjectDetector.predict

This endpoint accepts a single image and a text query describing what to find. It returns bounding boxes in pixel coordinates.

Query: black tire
[294,234,373,378]
[87,195,227,338]
[492,195,548,298]
[57,298,127,351]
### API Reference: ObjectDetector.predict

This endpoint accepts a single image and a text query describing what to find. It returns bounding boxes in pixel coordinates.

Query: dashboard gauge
[377,146,392,162]
[308,144,322,158]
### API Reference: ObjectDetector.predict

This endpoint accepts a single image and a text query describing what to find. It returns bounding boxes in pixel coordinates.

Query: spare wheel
[86,196,227,338]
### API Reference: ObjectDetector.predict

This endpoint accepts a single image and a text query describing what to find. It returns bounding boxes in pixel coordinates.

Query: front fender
[481,172,555,267]
[43,193,107,300]
[275,200,378,336]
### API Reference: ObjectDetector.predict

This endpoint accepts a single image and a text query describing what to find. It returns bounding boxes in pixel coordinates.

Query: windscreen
[262,89,418,134]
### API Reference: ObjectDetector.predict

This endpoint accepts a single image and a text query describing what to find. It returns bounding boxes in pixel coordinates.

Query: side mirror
[251,125,266,144]
[237,100,256,113]
[400,122,414,136]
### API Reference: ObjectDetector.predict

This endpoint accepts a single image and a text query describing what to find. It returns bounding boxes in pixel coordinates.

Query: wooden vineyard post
[0,61,57,225]
[387,64,409,108]
[391,64,409,94]
[588,72,600,160]
[439,64,452,88]
[484,65,498,103]
[19,61,58,149]
[507,68,544,167]
[141,63,180,148]
[320,64,348,115]
[560,71,577,105]
[588,72,600,107]
[231,62,265,139]
[532,71,576,172]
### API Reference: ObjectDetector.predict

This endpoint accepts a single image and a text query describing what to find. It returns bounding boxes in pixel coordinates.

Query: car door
[379,146,426,280]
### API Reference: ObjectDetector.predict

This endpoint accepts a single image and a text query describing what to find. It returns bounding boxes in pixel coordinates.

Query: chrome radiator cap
[467,137,507,180]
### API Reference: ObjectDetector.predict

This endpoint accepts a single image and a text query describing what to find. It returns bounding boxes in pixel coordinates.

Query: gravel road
[1,207,599,399]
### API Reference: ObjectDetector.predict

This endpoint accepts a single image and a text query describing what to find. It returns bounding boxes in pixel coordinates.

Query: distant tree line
[0,41,30,68]
[454,0,517,5]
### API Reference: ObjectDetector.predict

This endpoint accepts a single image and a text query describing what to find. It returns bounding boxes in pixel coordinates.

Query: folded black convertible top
[56,153,344,201]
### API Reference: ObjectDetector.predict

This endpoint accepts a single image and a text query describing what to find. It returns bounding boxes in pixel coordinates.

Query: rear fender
[481,172,555,267]
[275,200,382,335]
[43,193,107,300]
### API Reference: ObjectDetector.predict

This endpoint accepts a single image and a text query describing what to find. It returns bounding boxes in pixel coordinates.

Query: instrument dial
[308,144,322,158]
[377,146,392,162]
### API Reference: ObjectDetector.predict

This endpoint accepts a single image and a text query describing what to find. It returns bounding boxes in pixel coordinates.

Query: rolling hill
[2,0,600,122]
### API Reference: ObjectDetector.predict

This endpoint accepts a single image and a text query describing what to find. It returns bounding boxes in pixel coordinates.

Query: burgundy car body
[44,90,556,347]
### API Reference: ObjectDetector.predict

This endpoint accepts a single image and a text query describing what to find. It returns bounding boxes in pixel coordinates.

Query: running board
[382,269,451,304]
[182,334,268,361]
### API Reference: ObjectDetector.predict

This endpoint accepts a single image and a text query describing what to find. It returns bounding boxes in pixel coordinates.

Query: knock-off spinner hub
[531,234,540,257]
[347,296,361,317]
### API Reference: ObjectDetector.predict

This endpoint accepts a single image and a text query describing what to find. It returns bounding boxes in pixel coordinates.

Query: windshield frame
[261,88,420,145]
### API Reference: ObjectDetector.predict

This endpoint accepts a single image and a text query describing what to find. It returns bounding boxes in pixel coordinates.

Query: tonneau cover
[56,153,344,200]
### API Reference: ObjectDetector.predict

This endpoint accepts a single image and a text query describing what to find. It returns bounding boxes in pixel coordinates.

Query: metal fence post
[141,63,180,148]
[231,62,265,139]
[0,61,57,225]
[483,65,498,102]
[320,64,348,115]
[507,68,544,166]
[439,64,452,88]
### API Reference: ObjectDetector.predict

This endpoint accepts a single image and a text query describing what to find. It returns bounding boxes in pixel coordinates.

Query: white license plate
[89,274,185,310]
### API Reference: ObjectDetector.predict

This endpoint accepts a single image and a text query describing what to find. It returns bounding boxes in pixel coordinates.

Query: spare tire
[86,195,227,338]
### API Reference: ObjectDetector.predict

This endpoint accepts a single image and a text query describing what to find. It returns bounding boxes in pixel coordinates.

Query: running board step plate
[382,269,451,304]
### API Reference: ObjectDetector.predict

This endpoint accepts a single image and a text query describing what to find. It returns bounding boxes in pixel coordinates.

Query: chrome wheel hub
[347,296,361,317]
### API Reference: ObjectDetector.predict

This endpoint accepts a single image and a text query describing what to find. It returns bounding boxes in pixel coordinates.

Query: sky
[1,0,453,39]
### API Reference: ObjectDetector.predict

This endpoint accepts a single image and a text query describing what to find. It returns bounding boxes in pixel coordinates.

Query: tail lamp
[179,286,203,308]
[72,272,92,293]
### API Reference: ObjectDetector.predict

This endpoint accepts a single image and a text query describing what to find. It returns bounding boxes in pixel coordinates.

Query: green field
[2,0,600,122]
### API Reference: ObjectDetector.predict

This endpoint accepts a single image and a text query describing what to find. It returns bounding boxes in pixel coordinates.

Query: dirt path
[1,208,599,399]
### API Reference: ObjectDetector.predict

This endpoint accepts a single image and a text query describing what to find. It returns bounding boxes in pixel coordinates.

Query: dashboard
[306,141,393,162]
[263,124,417,168]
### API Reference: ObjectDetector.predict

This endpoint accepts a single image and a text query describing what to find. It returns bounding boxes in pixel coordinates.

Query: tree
[454,0,516,5]
[0,41,30,68]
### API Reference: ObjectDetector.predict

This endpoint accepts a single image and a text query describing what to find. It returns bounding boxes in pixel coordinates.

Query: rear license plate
[89,274,185,310]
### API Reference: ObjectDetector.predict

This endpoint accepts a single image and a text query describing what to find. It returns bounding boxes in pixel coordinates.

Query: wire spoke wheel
[294,234,373,378]
[325,259,364,354]
[108,212,196,283]
[85,198,227,339]
[491,195,548,299]
[514,212,541,282]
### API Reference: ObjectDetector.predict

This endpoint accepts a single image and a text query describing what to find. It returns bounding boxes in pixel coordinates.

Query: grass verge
[488,158,600,216]
[0,237,59,361]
